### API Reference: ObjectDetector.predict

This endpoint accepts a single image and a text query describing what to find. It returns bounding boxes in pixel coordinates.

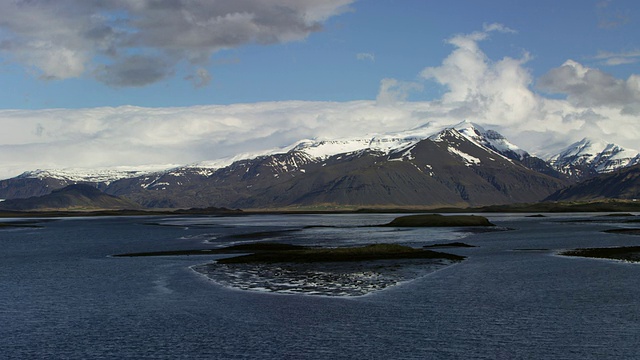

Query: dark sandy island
[560,246,640,262]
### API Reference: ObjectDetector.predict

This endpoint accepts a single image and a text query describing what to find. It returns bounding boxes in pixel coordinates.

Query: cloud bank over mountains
[0,22,638,179]
[0,0,354,86]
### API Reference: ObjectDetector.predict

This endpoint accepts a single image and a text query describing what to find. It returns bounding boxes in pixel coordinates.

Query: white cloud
[376,78,422,104]
[0,0,354,86]
[356,52,375,61]
[537,60,640,112]
[594,49,640,66]
[420,24,537,125]
[482,23,517,34]
[413,24,640,155]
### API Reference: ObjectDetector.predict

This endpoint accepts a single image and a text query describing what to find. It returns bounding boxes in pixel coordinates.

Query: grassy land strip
[216,243,465,264]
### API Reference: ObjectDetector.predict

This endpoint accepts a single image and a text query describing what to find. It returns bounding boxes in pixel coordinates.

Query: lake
[1,213,639,359]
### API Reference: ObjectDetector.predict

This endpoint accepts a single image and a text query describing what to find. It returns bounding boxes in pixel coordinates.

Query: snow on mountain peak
[17,166,176,184]
[288,124,440,160]
[551,138,636,162]
[548,137,640,174]
[452,121,527,160]
[190,121,524,173]
[453,120,487,134]
[290,138,372,158]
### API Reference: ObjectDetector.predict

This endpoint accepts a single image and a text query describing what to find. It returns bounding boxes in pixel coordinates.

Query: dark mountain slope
[545,165,640,202]
[0,176,85,200]
[105,129,569,209]
[0,184,141,211]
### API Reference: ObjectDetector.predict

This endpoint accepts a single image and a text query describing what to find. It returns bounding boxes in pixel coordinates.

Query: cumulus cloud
[411,24,640,155]
[0,0,353,86]
[537,60,640,113]
[420,24,537,125]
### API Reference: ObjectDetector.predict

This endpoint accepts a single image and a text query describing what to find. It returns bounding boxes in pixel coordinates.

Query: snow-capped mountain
[4,121,639,209]
[190,120,527,174]
[548,138,640,180]
[8,121,640,208]
[546,164,640,202]
[0,120,541,185]
[100,123,569,209]
[452,122,528,161]
[188,122,440,173]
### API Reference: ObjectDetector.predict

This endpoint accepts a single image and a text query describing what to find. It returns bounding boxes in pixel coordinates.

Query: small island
[185,242,467,297]
[383,214,495,227]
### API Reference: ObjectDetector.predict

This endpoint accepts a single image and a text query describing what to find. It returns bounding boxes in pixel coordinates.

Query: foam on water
[191,258,457,297]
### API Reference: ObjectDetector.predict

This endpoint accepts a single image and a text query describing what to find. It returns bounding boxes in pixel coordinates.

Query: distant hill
[0,184,141,211]
[545,165,640,202]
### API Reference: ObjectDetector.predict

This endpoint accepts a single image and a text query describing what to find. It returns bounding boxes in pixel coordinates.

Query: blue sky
[0,0,638,178]
[1,0,637,108]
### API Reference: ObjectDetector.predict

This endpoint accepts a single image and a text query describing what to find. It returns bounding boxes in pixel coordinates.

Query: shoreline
[2,200,640,219]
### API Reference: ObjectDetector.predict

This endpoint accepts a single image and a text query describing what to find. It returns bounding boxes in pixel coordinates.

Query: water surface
[1,213,639,359]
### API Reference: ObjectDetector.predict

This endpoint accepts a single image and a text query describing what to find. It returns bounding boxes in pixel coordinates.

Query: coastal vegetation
[383,214,495,227]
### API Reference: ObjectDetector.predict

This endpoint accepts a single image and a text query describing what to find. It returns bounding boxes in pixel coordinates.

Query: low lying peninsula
[216,243,465,264]
[603,228,640,236]
[560,246,640,262]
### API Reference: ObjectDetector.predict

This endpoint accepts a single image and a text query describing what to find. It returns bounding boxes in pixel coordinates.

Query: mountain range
[1,121,638,210]
[546,164,640,202]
